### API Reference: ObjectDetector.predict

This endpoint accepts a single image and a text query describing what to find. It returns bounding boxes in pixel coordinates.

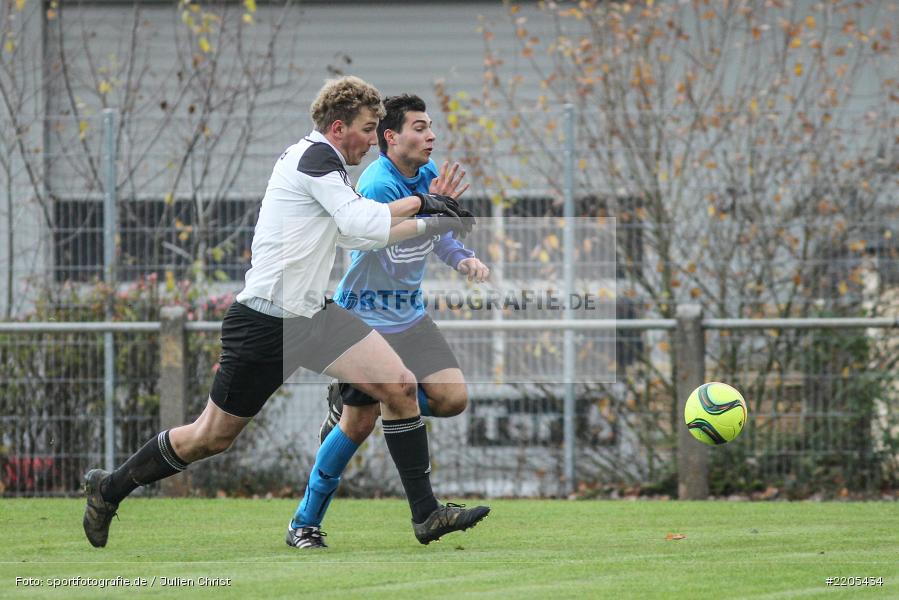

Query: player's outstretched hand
[429,163,477,228]
[430,161,471,200]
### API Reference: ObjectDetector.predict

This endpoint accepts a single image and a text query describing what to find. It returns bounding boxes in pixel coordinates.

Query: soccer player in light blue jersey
[287,94,490,549]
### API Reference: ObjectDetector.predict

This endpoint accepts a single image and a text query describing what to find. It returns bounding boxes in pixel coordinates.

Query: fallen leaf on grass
[665,533,687,541]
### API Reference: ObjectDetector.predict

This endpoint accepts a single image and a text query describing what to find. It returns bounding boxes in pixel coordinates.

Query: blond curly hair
[310,76,385,132]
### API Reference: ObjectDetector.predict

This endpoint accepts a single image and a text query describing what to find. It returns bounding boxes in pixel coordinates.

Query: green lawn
[1,498,897,599]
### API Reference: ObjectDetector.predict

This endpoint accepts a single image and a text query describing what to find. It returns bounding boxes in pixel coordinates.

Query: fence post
[676,303,708,499]
[159,306,190,496]
[102,109,118,472]
[562,103,577,496]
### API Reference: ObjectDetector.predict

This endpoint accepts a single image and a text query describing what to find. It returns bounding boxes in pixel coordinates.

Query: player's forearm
[386,219,426,244]
[388,196,424,226]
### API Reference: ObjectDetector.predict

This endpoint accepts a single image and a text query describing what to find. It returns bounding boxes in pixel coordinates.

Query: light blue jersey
[334,155,474,333]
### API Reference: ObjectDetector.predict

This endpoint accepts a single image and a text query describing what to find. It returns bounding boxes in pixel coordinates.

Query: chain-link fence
[0,329,157,496]
[2,317,896,498]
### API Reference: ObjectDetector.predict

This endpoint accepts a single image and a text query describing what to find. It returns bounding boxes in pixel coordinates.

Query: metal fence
[1,313,896,498]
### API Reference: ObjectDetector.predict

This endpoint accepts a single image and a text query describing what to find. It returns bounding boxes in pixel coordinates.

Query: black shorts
[341,315,460,407]
[210,300,372,418]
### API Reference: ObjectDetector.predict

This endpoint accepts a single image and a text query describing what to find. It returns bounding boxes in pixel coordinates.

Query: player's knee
[376,368,417,411]
[434,386,468,417]
[399,369,417,400]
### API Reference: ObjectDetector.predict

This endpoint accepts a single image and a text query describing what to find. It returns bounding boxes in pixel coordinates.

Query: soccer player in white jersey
[82,76,488,550]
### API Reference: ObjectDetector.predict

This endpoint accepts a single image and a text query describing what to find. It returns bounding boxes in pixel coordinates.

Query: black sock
[382,416,440,523]
[100,430,188,504]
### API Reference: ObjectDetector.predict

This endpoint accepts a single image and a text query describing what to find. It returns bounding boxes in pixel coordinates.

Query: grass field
[1,498,897,599]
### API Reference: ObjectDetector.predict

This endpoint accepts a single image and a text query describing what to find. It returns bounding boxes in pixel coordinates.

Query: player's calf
[338,404,379,443]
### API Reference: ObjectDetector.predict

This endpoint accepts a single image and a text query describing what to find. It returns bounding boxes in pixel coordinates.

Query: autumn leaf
[244,0,257,12]
[794,62,803,76]
[98,80,111,94]
[487,242,501,262]
[665,533,687,541]
[78,120,89,140]
[15,0,26,11]
[199,37,212,53]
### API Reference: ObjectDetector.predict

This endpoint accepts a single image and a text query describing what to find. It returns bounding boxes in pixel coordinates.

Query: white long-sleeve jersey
[236,130,392,317]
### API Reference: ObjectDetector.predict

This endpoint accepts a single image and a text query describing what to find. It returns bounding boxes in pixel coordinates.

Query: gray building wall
[1,1,557,316]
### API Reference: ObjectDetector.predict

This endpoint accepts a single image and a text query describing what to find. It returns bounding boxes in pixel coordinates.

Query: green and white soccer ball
[684,382,747,445]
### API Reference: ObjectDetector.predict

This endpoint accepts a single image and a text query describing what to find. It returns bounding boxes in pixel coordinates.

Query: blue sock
[292,425,359,528]
[417,385,432,417]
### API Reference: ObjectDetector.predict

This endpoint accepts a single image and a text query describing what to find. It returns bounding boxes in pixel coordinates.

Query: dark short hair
[310,76,385,132]
[377,94,427,154]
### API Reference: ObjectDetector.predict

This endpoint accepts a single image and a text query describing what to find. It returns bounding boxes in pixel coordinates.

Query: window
[53,198,258,283]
